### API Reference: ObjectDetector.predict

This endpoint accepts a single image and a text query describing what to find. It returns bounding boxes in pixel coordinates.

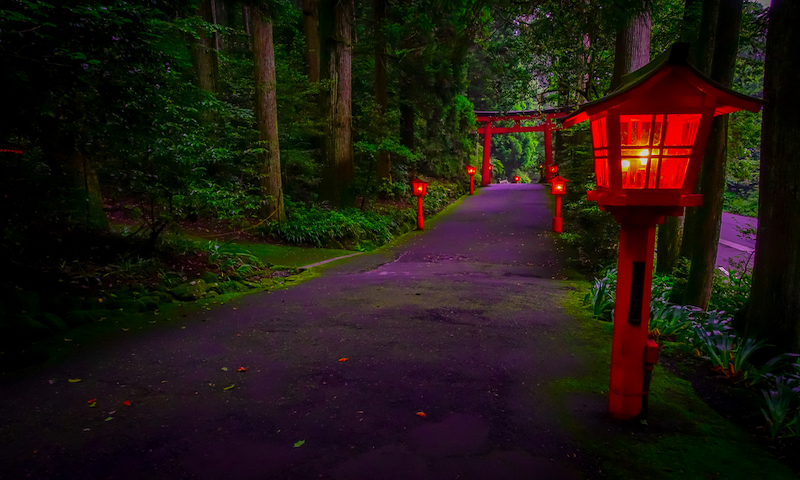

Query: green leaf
[293,440,305,448]
[223,384,235,390]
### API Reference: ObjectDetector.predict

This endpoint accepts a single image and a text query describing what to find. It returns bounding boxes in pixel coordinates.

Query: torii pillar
[544,118,554,182]
[481,121,492,186]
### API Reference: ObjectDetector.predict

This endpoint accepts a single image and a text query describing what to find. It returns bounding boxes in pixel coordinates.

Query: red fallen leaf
[123,400,131,406]
[339,358,348,362]
[87,398,97,404]
[238,367,247,372]
[416,411,426,418]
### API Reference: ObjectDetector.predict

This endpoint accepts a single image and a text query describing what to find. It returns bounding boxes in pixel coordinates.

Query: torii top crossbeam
[475,108,571,185]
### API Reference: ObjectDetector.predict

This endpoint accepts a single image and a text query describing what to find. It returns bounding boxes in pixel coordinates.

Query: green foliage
[268,205,407,250]
[761,377,800,438]
[583,269,616,320]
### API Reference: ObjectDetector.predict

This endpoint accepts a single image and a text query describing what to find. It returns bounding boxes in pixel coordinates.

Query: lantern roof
[562,43,763,128]
[551,175,569,184]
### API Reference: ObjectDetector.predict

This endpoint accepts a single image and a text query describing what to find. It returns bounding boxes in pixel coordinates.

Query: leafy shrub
[584,268,616,320]
[268,206,407,249]
[761,376,800,438]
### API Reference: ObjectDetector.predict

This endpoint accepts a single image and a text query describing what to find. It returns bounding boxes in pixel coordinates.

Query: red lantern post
[563,43,762,420]
[465,165,477,194]
[549,175,569,232]
[513,175,520,183]
[411,177,428,230]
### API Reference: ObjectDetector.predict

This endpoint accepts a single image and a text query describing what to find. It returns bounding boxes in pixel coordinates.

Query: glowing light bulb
[639,157,648,166]
[621,160,630,169]
[638,149,649,156]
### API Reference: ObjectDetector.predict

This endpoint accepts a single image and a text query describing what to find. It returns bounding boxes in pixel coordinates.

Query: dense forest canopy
[5,0,793,345]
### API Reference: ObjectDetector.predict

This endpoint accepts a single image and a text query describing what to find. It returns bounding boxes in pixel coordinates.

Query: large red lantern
[549,175,569,232]
[465,165,477,195]
[563,43,762,420]
[410,177,428,230]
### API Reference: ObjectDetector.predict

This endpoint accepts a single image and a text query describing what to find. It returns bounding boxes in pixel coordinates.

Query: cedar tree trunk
[374,0,391,183]
[189,0,220,94]
[320,0,354,207]
[744,0,800,352]
[682,0,743,309]
[303,0,321,82]
[609,0,651,91]
[251,4,286,222]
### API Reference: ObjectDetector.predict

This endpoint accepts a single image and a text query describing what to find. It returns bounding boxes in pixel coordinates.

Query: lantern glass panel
[664,114,701,146]
[591,117,610,187]
[595,158,610,187]
[591,117,607,148]
[659,157,689,188]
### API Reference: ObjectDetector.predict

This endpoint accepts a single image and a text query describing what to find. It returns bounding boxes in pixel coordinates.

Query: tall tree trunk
[212,0,229,51]
[189,0,220,94]
[69,149,108,231]
[251,4,285,222]
[678,0,720,262]
[682,0,743,309]
[242,4,250,35]
[374,0,391,184]
[302,0,321,82]
[609,0,651,91]
[656,0,700,274]
[744,0,800,352]
[320,0,354,207]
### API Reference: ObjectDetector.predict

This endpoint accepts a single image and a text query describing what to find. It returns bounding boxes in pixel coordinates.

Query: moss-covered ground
[550,280,797,479]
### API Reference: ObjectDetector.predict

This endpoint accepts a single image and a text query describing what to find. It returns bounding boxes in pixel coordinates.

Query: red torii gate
[475,109,570,186]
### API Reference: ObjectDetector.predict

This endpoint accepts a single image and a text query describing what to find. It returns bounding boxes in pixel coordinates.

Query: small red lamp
[549,175,569,232]
[410,177,428,230]
[546,164,558,181]
[465,165,477,195]
[562,43,762,420]
[513,175,520,183]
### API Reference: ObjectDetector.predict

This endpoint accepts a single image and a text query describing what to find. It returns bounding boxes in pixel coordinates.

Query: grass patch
[215,242,355,268]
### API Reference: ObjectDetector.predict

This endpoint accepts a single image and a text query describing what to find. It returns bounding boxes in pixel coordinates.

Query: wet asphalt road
[0,184,595,480]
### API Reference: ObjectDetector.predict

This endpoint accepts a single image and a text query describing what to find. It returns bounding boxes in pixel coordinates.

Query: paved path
[0,184,594,480]
[716,212,757,270]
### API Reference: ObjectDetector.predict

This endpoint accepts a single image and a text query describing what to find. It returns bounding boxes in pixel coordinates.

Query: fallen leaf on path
[89,402,97,408]
[68,378,82,383]
[108,410,116,415]
[105,417,113,422]
[122,328,130,331]
[238,367,246,372]
[123,401,131,406]
[223,384,235,391]
[221,367,228,371]
[338,358,348,362]
[294,440,305,448]
[416,412,426,418]
[87,398,96,404]
[64,338,73,342]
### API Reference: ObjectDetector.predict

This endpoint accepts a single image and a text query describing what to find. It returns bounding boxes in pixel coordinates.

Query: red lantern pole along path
[549,175,569,232]
[513,175,520,183]
[411,178,428,230]
[562,43,763,420]
[465,165,477,194]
